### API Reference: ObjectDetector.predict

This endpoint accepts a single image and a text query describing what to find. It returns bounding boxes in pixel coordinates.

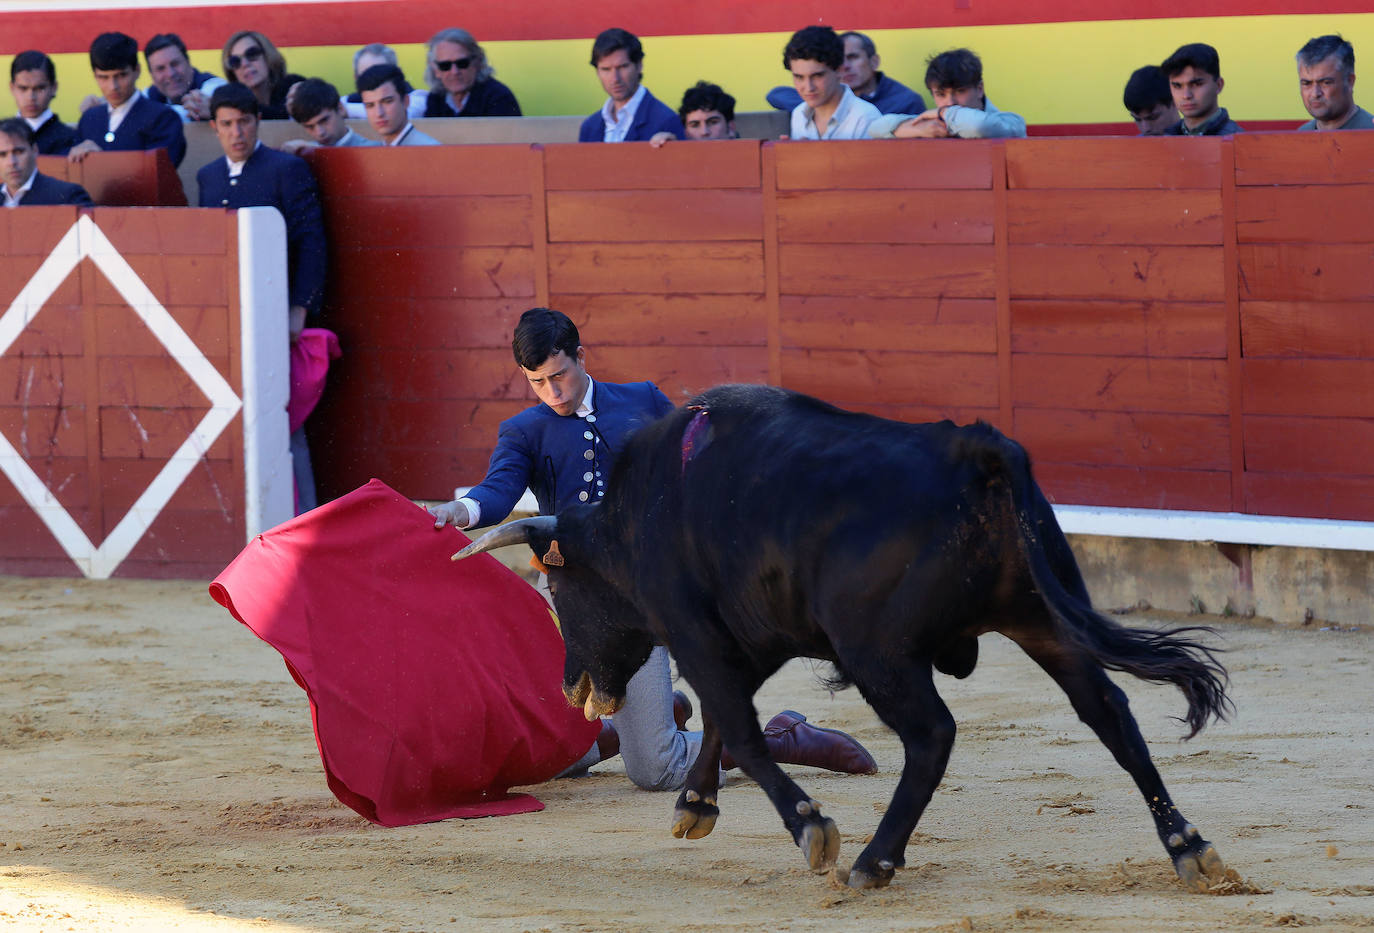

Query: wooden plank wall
[303,137,1374,526]
[1235,132,1374,522]
[0,207,242,577]
[37,149,187,207]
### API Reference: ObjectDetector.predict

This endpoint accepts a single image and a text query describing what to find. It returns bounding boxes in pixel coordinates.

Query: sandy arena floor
[1,575,1371,932]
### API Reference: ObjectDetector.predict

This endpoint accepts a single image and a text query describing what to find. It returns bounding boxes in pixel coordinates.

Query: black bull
[457,384,1232,891]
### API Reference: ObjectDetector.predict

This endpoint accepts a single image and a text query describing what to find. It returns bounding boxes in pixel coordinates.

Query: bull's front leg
[672,710,723,840]
[673,663,841,874]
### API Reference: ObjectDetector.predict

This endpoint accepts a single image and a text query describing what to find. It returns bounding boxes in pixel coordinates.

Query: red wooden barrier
[37,149,186,207]
[301,136,1374,525]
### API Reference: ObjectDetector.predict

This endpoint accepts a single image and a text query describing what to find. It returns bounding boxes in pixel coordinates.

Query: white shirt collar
[224,139,262,176]
[23,109,54,132]
[600,84,646,142]
[388,123,415,146]
[575,375,595,418]
[335,127,360,146]
[107,89,142,133]
[801,84,856,132]
[3,166,39,207]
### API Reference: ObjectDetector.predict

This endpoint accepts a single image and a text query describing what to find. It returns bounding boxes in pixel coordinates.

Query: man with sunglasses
[422,28,521,118]
[357,64,439,146]
[68,32,186,167]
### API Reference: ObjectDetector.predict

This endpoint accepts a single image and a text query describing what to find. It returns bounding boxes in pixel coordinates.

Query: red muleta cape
[208,479,600,824]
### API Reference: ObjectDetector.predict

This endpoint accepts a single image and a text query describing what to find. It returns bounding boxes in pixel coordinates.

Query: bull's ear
[451,515,557,561]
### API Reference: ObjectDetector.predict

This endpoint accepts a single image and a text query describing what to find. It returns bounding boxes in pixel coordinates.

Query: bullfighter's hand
[66,139,102,163]
[288,305,307,343]
[429,500,470,529]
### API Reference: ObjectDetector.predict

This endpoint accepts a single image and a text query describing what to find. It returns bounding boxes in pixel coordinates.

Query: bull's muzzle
[563,672,623,721]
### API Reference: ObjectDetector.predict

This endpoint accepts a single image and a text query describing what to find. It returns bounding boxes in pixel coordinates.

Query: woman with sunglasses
[221,30,304,119]
[421,28,521,118]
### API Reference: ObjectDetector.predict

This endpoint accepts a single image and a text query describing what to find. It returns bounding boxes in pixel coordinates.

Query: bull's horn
[451,516,557,561]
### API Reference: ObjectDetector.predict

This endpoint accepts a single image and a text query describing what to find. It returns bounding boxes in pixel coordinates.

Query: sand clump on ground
[1,575,1371,931]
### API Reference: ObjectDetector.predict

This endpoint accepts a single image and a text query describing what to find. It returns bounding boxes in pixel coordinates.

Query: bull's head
[453,514,656,720]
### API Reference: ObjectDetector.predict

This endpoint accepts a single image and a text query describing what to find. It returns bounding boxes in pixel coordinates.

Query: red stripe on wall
[0,1,1364,56]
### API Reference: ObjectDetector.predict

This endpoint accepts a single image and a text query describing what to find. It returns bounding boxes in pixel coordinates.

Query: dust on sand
[1,576,1371,931]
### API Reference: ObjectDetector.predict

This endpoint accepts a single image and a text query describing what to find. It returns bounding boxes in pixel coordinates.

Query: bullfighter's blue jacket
[16,172,94,206]
[467,379,675,524]
[75,93,187,167]
[196,143,327,314]
[577,89,685,142]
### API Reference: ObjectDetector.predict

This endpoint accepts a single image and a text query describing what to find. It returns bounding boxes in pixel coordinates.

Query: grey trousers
[539,574,705,791]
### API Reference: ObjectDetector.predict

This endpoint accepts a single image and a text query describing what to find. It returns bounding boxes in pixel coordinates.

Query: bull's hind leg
[842,664,956,889]
[1010,633,1226,892]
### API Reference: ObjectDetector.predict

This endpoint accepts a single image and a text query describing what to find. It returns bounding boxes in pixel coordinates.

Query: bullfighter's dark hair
[783,25,843,71]
[1123,65,1172,112]
[356,63,412,96]
[925,48,982,90]
[10,50,57,83]
[288,78,342,123]
[1297,34,1355,74]
[209,82,259,119]
[679,81,735,121]
[1161,43,1222,80]
[513,308,581,370]
[0,117,36,146]
[590,28,643,68]
[89,32,140,73]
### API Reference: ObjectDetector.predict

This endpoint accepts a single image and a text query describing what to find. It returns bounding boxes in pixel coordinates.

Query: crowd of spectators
[3,24,1368,208]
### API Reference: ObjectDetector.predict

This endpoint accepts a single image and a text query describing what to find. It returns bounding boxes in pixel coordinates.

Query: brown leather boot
[672,690,693,730]
[595,720,619,762]
[721,710,877,774]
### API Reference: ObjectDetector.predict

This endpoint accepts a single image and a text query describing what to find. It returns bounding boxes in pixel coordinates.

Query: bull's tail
[973,429,1232,739]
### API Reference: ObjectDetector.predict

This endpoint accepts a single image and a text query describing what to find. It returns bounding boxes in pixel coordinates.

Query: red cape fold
[209,478,599,824]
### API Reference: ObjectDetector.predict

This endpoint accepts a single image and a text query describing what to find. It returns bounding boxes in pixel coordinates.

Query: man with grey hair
[1296,34,1372,131]
[422,28,521,117]
[341,43,426,120]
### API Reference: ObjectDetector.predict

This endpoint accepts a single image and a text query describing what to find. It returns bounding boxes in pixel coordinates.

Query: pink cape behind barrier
[209,479,600,824]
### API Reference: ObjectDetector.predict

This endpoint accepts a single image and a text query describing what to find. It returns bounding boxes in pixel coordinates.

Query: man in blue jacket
[198,83,328,511]
[578,28,684,143]
[68,32,186,167]
[428,308,876,792]
[1,119,92,206]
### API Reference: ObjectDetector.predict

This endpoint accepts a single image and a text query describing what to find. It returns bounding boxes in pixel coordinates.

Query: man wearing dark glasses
[68,32,186,167]
[421,28,521,118]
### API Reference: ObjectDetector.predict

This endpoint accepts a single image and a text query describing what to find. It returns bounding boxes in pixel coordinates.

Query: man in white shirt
[869,48,1027,140]
[783,25,879,141]
[357,64,439,146]
[9,51,80,155]
[576,28,683,143]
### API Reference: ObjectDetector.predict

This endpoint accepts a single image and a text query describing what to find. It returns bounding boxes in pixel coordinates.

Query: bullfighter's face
[522,347,589,418]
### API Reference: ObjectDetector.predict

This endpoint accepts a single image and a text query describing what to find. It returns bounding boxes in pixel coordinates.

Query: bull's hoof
[670,789,719,840]
[798,817,841,873]
[846,857,896,890]
[1173,843,1226,893]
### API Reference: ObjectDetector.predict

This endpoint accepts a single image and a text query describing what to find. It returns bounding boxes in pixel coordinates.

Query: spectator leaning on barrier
[1161,43,1241,135]
[1123,65,1179,136]
[357,64,439,146]
[222,30,303,120]
[423,28,521,117]
[143,32,226,122]
[783,25,880,141]
[766,31,925,116]
[69,32,187,167]
[198,83,327,510]
[282,78,379,153]
[578,28,684,143]
[649,80,739,147]
[869,48,1026,139]
[9,50,80,155]
[0,117,92,206]
[1296,34,1372,131]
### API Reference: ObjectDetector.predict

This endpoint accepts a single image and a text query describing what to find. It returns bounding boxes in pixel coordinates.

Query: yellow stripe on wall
[29,13,1373,127]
